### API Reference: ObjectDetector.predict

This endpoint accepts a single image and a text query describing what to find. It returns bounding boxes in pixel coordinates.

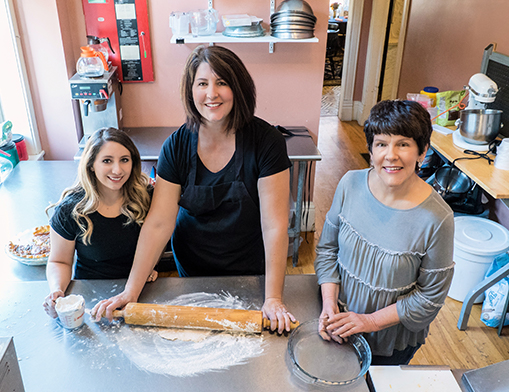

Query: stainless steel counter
[0,161,79,282]
[0,275,368,392]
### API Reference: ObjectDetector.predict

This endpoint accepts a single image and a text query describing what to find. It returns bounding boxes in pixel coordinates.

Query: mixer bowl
[457,109,503,145]
[433,166,473,203]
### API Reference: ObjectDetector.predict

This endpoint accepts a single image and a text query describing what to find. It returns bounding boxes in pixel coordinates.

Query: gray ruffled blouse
[314,169,454,356]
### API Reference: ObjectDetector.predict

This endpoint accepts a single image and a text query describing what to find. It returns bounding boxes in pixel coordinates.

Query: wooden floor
[286,116,509,370]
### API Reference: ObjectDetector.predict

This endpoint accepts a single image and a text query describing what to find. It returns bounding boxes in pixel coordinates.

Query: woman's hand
[262,297,297,334]
[90,290,139,322]
[326,311,378,339]
[318,300,342,343]
[146,269,158,282]
[42,290,65,318]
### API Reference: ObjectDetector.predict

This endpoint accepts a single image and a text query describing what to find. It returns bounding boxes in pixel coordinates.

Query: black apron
[171,130,265,277]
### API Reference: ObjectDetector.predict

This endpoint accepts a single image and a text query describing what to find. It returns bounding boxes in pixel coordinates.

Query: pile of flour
[111,292,266,377]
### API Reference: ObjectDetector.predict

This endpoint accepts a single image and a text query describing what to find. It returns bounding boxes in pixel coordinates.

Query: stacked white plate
[270,0,316,39]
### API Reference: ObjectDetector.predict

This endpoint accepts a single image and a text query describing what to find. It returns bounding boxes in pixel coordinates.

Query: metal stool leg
[498,282,509,336]
[292,161,306,267]
[458,262,509,330]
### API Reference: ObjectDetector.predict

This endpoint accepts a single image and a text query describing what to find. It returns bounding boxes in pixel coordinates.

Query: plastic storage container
[449,216,509,303]
[420,86,439,107]
[169,11,190,36]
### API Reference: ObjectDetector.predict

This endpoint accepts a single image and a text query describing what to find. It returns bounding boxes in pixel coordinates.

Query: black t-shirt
[157,116,292,205]
[157,116,291,275]
[49,191,143,279]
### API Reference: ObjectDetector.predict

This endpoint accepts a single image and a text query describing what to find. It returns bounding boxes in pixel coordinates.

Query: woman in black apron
[93,46,296,333]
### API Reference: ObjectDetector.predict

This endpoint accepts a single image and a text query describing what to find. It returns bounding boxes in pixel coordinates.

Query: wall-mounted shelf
[172,0,318,52]
[170,33,319,53]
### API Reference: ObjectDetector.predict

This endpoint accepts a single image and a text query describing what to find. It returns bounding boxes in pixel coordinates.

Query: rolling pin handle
[262,318,300,331]
[112,310,124,318]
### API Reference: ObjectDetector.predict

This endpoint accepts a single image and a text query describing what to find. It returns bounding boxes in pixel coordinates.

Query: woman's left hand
[262,297,297,334]
[326,311,378,339]
[146,269,158,282]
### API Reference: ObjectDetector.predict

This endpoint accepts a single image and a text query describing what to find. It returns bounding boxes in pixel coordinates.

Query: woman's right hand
[90,290,138,322]
[43,290,65,318]
[318,299,342,343]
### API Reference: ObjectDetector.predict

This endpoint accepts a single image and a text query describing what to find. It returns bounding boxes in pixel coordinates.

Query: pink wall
[398,0,509,98]
[15,0,328,160]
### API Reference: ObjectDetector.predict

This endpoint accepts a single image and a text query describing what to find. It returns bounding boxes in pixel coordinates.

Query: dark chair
[324,23,342,80]
[337,21,347,49]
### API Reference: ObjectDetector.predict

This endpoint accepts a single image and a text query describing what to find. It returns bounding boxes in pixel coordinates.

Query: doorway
[321,1,348,117]
[378,0,408,101]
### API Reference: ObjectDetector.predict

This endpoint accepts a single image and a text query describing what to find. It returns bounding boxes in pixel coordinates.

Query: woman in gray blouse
[314,100,454,365]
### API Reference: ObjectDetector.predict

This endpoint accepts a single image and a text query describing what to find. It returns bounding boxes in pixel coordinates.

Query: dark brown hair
[180,45,256,133]
[364,100,432,155]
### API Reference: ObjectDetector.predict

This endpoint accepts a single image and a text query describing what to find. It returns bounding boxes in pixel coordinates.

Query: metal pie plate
[271,25,315,32]
[287,319,372,387]
[270,20,315,28]
[223,24,265,34]
[222,29,266,38]
[271,31,315,39]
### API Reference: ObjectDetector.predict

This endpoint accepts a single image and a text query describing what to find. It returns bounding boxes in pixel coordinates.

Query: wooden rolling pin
[111,303,299,333]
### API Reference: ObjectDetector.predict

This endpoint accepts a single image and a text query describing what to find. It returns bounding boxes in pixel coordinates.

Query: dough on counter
[158,328,212,342]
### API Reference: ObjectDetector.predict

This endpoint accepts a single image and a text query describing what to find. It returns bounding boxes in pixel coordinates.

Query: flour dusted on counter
[112,292,266,377]
[158,328,211,342]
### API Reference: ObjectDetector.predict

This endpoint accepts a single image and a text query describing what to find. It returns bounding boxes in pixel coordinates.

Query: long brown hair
[47,128,151,244]
[180,45,256,134]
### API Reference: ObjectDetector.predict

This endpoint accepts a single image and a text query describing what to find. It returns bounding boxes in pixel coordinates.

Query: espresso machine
[69,66,123,147]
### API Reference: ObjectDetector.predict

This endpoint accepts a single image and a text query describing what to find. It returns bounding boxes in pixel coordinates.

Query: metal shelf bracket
[270,0,276,53]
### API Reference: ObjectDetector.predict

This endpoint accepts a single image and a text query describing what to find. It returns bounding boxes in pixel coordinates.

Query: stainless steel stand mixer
[453,73,502,152]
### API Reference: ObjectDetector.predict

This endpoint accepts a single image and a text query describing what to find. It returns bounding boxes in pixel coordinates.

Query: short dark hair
[180,45,256,133]
[363,100,432,155]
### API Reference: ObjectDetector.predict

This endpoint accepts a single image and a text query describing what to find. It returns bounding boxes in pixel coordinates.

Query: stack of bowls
[271,0,316,39]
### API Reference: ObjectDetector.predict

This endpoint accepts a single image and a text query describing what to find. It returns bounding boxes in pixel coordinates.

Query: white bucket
[449,216,509,303]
